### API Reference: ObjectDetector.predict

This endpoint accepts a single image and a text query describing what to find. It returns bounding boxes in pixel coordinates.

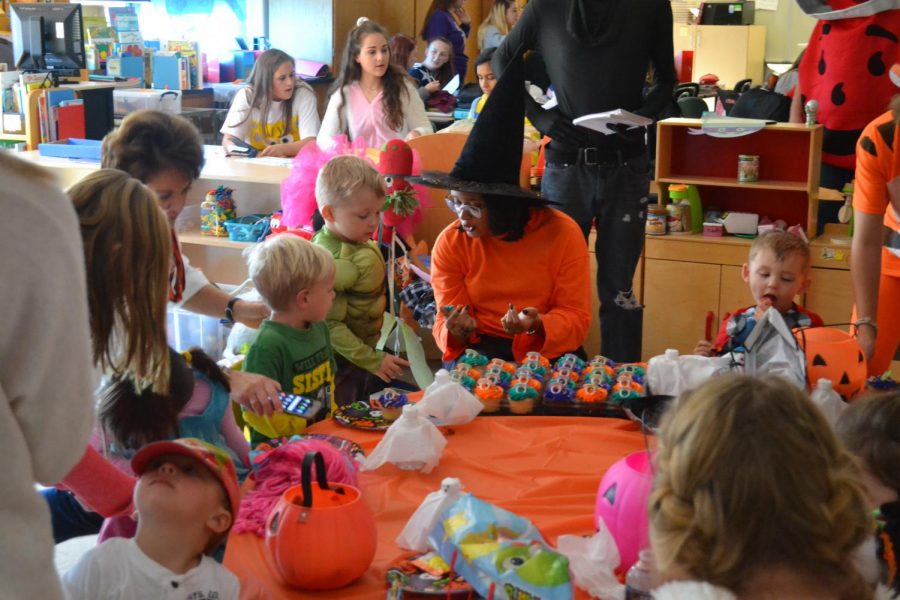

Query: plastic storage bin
[166,305,228,358]
[224,214,270,242]
[113,89,182,117]
[38,138,102,160]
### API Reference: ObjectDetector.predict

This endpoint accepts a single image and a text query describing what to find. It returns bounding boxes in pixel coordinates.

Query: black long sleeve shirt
[495,0,676,157]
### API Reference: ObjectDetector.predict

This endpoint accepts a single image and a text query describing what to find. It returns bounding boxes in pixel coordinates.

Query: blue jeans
[542,150,652,362]
[41,488,103,543]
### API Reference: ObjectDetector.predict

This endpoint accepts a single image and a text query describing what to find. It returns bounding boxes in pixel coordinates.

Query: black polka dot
[823,23,831,34]
[868,51,886,76]
[831,82,845,106]
[860,135,878,157]
[171,581,179,588]
[818,51,826,75]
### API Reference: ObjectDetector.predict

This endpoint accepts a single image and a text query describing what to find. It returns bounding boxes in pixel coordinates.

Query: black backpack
[730,88,792,122]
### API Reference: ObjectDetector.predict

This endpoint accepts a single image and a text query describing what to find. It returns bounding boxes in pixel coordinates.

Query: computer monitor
[11,3,86,74]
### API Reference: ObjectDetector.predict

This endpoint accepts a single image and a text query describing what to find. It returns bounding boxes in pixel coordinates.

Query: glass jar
[646,204,667,235]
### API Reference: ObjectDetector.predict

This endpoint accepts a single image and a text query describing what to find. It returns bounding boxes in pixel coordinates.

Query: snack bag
[428,494,572,600]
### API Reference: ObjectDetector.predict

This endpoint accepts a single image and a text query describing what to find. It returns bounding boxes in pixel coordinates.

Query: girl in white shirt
[318,19,431,150]
[221,48,320,158]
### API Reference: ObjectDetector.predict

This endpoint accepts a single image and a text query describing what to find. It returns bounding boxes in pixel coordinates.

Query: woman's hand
[501,304,542,335]
[229,370,282,416]
[260,143,290,158]
[405,129,423,141]
[445,305,477,340]
[425,80,441,94]
[233,299,271,329]
[453,5,471,26]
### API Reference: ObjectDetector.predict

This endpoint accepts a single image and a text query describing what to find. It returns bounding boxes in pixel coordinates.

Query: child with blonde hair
[243,235,337,443]
[837,392,900,595]
[695,230,824,356]
[650,374,876,599]
[313,155,410,405]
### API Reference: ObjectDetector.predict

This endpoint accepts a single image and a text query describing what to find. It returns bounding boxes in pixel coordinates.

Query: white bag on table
[415,369,483,426]
[363,404,447,473]
[396,477,464,552]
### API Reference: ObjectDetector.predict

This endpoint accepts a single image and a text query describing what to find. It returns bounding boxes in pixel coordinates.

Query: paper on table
[443,74,460,95]
[573,109,653,135]
[234,156,294,167]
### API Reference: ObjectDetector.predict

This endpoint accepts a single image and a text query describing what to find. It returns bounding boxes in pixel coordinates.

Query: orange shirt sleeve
[854,112,894,217]
[431,224,473,362]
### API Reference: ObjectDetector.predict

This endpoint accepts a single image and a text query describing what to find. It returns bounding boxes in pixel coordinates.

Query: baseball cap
[131,438,240,520]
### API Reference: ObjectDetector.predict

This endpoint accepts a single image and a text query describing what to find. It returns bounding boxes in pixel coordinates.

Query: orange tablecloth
[225,416,646,599]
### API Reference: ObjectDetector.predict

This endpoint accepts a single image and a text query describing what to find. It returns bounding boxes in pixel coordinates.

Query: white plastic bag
[743,308,806,389]
[396,478,464,552]
[415,369,483,426]
[363,404,447,473]
[556,524,625,600]
[811,378,846,427]
[646,349,734,397]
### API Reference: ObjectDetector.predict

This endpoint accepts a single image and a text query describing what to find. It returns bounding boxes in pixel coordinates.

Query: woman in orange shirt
[414,52,591,363]
[851,93,900,376]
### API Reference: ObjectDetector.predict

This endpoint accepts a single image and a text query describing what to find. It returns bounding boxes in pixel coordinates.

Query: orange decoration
[795,327,867,400]
[265,453,376,590]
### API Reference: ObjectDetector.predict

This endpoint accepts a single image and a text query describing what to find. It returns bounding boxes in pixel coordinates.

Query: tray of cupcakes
[448,349,647,418]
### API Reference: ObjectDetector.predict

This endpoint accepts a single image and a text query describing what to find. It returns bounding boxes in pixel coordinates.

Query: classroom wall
[754,4,815,63]
[267,0,483,83]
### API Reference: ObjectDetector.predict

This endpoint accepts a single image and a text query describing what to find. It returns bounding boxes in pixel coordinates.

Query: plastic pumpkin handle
[300,452,343,508]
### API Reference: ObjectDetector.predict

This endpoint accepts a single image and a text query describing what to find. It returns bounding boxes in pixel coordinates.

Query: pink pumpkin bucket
[594,451,653,572]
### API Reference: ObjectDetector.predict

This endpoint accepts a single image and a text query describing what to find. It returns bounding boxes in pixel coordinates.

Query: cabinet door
[805,267,854,331]
[694,26,749,88]
[642,259,722,359]
[719,265,754,324]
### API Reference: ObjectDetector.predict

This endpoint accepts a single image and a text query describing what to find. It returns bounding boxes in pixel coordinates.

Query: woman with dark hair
[421,0,471,82]
[416,51,591,362]
[317,19,431,148]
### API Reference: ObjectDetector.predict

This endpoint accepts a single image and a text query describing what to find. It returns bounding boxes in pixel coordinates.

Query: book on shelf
[572,109,653,135]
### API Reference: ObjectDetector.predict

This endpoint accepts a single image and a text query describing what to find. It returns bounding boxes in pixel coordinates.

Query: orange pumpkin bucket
[795,327,867,401]
[265,452,376,590]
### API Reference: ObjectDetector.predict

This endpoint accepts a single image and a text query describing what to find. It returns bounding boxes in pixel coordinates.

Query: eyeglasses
[444,196,483,219]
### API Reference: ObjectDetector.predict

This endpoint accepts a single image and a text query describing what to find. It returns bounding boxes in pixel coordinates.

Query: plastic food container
[703,222,724,237]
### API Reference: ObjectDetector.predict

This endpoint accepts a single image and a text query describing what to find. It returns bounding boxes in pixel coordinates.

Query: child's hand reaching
[425,80,441,94]
[377,354,410,383]
[501,304,542,335]
[693,340,715,357]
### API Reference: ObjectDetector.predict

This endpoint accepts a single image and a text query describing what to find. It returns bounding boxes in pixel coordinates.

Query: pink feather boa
[232,439,360,537]
[280,135,428,240]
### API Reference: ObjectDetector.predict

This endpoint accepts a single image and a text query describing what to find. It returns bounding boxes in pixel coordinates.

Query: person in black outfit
[494,0,676,362]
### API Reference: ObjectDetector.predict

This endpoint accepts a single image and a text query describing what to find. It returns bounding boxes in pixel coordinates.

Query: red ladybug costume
[797,0,900,170]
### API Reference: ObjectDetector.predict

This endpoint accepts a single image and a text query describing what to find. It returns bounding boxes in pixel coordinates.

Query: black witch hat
[410,48,543,200]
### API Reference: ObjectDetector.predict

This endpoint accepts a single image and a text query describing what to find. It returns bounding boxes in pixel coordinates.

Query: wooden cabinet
[642,118,823,359]
[677,25,767,88]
